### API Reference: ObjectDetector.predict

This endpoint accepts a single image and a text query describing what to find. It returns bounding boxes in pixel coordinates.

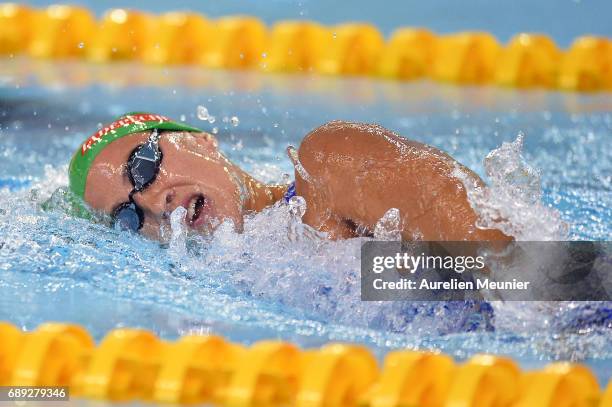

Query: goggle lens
[128,132,162,191]
[113,201,143,232]
[112,129,162,233]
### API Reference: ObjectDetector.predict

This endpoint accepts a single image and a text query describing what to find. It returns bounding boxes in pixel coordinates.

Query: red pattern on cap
[81,114,169,155]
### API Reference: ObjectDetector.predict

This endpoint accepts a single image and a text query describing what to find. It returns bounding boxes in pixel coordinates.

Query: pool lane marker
[0,3,611,91]
[0,321,610,406]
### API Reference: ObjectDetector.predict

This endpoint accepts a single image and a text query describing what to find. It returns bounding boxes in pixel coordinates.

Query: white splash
[374,208,402,241]
[288,195,307,219]
[286,195,326,242]
[169,206,187,257]
[453,134,568,241]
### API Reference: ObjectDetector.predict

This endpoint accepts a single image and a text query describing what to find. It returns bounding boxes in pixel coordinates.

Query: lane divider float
[0,3,611,91]
[0,321,610,406]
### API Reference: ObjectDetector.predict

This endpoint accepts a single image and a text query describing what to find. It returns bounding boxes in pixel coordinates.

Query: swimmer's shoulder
[303,120,402,143]
[299,120,439,162]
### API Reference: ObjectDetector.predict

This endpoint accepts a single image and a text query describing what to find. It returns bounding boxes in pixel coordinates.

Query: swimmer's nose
[131,183,175,222]
[164,189,176,205]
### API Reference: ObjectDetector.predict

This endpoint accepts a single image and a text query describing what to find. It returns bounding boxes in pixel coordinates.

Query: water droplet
[230,116,239,127]
[207,115,216,124]
[197,105,209,121]
[212,127,218,134]
[261,52,267,58]
[273,123,279,128]
[179,114,186,122]
[78,42,85,49]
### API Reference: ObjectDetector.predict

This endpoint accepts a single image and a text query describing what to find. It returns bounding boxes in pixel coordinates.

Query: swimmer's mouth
[185,194,208,227]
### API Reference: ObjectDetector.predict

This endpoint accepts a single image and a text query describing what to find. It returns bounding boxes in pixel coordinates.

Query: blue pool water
[0,58,611,385]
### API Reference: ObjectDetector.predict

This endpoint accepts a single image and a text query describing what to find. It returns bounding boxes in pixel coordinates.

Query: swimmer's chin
[192,216,240,235]
[151,214,243,243]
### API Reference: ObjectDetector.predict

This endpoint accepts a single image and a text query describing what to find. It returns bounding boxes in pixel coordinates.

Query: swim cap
[69,112,202,199]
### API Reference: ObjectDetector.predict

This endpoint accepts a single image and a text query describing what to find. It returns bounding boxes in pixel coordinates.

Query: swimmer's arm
[293,121,510,241]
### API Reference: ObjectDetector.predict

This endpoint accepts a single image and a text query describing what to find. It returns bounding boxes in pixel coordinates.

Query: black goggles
[112,129,163,233]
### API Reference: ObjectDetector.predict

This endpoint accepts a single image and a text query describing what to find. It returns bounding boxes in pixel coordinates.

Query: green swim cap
[69,112,202,199]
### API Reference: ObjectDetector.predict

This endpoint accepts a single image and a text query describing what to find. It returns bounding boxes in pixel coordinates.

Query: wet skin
[83,121,510,241]
[294,121,510,241]
[84,130,285,240]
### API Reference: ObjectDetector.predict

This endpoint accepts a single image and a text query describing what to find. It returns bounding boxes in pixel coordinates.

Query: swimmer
[68,112,511,242]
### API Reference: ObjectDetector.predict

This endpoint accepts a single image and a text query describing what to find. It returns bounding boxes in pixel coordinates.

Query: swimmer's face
[84,131,245,239]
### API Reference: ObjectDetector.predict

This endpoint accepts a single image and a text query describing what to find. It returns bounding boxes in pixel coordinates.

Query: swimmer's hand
[291,121,511,242]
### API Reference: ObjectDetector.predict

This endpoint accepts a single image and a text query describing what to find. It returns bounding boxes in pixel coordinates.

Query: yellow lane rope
[0,322,610,406]
[0,3,611,91]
